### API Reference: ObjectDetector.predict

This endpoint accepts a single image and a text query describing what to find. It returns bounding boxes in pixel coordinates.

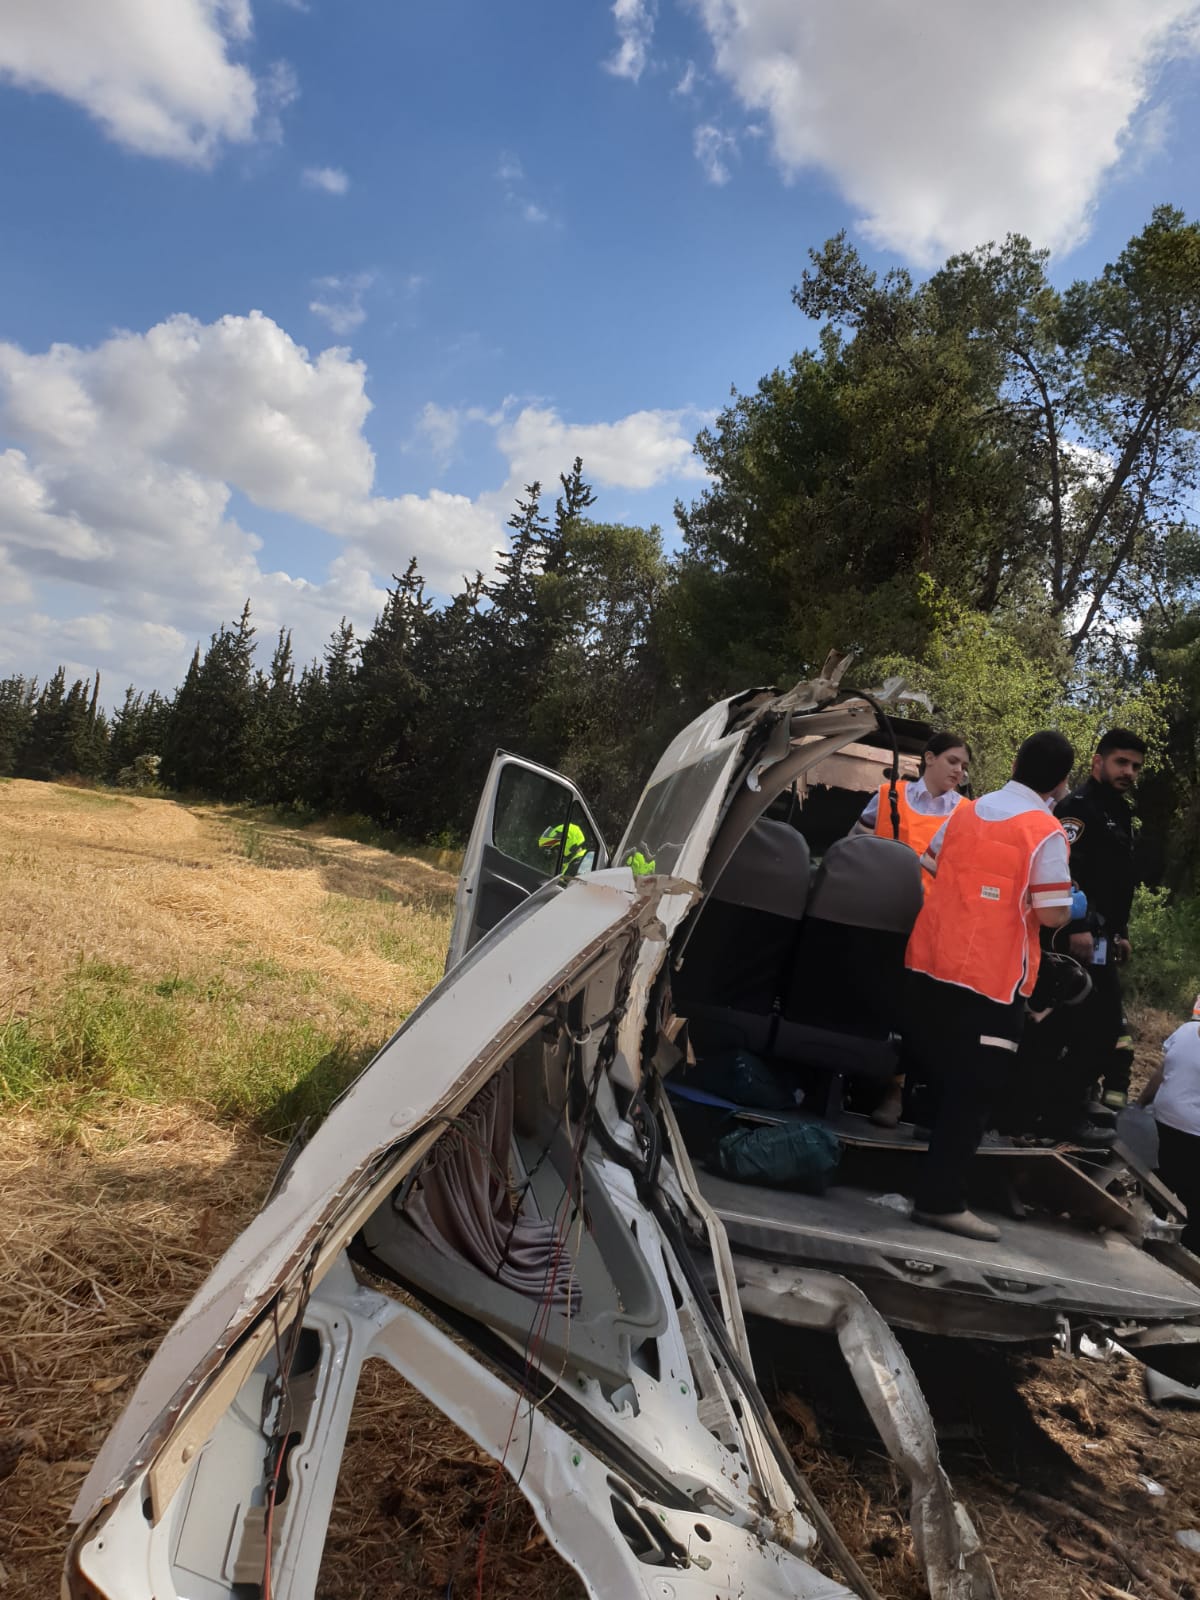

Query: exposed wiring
[467,949,632,1600]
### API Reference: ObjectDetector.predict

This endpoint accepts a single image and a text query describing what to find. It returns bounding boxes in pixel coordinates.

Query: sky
[2,0,1200,698]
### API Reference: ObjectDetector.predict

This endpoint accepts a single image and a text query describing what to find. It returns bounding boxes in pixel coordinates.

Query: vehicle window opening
[313,1357,588,1600]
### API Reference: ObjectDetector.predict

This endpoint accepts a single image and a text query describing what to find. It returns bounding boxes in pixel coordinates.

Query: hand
[1114,937,1132,963]
[1068,932,1095,963]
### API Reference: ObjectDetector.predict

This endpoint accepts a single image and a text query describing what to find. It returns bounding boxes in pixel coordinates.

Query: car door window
[494,764,576,873]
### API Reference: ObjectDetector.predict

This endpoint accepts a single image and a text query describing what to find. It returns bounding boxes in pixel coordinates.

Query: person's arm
[1055,797,1098,957]
[1030,830,1073,929]
[919,816,949,877]
[1138,1063,1165,1107]
[853,789,881,836]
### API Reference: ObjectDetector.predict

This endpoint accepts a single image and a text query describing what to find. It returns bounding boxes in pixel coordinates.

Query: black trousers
[1004,959,1131,1133]
[1060,960,1130,1094]
[905,972,1024,1215]
[1156,1121,1200,1254]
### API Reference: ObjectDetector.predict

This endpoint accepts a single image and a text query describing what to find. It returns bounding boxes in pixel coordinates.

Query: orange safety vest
[905,801,1066,1005]
[873,780,954,857]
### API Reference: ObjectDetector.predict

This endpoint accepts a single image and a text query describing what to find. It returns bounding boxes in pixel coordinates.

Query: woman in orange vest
[855,730,971,854]
[856,731,970,1127]
[903,730,1076,1243]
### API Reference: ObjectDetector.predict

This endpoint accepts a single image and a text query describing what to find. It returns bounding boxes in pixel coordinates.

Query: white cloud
[255,57,298,144]
[693,123,736,185]
[673,60,698,97]
[0,0,268,165]
[496,150,556,226]
[690,0,1200,261]
[414,402,461,464]
[303,164,349,195]
[605,0,656,82]
[0,312,705,691]
[496,405,706,492]
[309,272,374,335]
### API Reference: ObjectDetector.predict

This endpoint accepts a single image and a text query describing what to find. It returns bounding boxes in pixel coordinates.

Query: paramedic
[855,731,970,1128]
[854,731,970,851]
[904,731,1076,1243]
[1138,995,1200,1254]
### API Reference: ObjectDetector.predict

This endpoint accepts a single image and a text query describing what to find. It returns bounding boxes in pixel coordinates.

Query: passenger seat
[774,834,923,1079]
[672,819,810,1057]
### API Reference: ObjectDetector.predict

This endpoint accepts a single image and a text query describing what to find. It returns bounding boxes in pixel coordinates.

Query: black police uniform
[1054,776,1137,1103]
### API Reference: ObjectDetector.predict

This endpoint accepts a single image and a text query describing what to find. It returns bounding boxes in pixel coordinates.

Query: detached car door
[447,749,608,968]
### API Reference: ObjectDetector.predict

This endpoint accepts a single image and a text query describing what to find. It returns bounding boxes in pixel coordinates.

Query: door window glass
[563,799,600,878]
[493,765,576,874]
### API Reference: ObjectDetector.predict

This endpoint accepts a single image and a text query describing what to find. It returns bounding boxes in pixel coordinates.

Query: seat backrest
[782,835,923,1038]
[711,817,811,918]
[805,833,923,933]
[673,820,810,1037]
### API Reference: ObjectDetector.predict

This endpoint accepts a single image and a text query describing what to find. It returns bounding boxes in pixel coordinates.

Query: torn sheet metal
[735,1261,1001,1600]
[73,1256,853,1600]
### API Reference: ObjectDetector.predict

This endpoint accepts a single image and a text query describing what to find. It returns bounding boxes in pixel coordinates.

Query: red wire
[261,1434,287,1600]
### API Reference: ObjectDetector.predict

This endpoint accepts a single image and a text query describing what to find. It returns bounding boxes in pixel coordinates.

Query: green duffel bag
[714,1119,841,1194]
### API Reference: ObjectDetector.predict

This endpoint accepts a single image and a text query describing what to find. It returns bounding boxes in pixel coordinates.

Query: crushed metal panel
[72,1254,854,1600]
[735,1261,999,1600]
[71,875,650,1525]
[798,738,921,795]
[68,868,863,1600]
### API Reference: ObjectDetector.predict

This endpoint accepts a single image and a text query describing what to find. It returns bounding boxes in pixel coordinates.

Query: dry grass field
[2,778,1199,1600]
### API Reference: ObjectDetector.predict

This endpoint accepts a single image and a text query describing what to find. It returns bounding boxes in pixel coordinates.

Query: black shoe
[1061,1119,1117,1149]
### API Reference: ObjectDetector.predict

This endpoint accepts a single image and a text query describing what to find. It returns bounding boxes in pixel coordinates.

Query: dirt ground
[3,781,1200,1598]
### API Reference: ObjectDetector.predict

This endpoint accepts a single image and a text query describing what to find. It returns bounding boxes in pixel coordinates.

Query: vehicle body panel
[68,864,861,1600]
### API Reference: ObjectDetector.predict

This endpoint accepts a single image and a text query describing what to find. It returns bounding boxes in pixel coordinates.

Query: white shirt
[926,780,1073,910]
[1154,1021,1200,1138]
[858,774,962,829]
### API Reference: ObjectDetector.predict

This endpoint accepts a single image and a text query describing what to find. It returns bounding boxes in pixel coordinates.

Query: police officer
[1056,728,1145,1116]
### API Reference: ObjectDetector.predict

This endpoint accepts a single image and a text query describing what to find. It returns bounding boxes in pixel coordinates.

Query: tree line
[3,206,1200,886]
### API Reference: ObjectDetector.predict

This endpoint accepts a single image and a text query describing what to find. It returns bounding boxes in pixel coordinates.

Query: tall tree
[355,559,433,825]
[160,602,257,797]
[248,628,300,802]
[0,675,36,777]
[675,209,1200,696]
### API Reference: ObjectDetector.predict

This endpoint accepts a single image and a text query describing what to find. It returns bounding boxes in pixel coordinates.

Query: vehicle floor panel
[697,1171,1200,1312]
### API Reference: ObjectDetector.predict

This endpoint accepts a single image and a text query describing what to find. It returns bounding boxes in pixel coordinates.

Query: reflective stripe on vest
[905,800,1065,1005]
[872,780,950,857]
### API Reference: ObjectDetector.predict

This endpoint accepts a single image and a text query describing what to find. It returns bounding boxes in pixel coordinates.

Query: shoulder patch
[1061,817,1085,846]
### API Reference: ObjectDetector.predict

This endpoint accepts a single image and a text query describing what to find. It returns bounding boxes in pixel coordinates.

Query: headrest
[711,819,811,920]
[807,834,923,934]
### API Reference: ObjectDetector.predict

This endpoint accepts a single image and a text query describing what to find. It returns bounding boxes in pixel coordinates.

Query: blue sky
[2,0,1200,695]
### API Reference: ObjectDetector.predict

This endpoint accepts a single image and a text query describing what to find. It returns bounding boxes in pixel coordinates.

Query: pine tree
[248,628,300,802]
[0,675,36,776]
[355,559,433,826]
[19,668,70,779]
[160,602,257,797]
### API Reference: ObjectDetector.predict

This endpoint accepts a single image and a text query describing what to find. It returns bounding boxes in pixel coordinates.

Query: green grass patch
[51,784,131,808]
[319,892,448,994]
[0,965,390,1140]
